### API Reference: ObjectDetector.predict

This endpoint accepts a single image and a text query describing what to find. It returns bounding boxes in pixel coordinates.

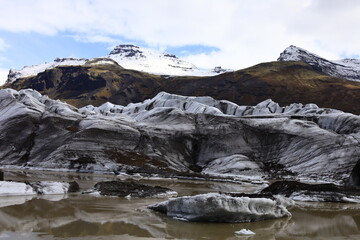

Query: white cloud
[71,34,118,44]
[0,68,8,86]
[0,38,9,51]
[0,55,8,86]
[0,0,360,69]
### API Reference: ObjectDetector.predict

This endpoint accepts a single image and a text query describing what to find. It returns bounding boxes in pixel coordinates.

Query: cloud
[0,0,360,69]
[0,68,8,86]
[70,34,118,44]
[0,38,9,51]
[0,55,8,86]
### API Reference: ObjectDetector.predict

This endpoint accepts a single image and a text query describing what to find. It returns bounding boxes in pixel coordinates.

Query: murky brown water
[1,170,360,240]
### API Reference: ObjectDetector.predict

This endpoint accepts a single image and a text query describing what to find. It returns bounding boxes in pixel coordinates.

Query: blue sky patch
[340,53,360,59]
[165,45,220,57]
[0,31,221,70]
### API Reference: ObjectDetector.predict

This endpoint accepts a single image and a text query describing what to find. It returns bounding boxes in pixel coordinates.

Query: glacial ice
[0,181,36,196]
[235,229,256,235]
[0,88,359,184]
[148,193,293,222]
[0,181,74,196]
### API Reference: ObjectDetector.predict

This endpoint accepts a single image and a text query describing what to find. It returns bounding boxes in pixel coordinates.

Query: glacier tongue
[0,89,359,185]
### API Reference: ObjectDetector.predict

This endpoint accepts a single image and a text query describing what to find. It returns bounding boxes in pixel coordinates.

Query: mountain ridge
[5,44,230,84]
[3,60,360,114]
[278,45,360,82]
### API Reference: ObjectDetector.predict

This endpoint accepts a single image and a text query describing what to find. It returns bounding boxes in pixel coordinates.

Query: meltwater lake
[0,170,360,240]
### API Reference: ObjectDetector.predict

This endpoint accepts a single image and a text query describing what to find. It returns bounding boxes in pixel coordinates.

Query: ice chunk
[235,229,256,235]
[148,193,293,222]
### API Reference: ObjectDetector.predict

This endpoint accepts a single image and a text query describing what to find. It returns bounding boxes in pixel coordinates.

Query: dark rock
[68,181,80,193]
[0,170,3,181]
[189,164,202,173]
[261,181,360,203]
[348,159,360,187]
[224,192,276,200]
[93,180,176,198]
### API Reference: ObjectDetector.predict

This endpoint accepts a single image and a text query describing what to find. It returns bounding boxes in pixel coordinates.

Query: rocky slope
[278,45,360,82]
[3,60,360,114]
[0,89,359,185]
[5,45,227,84]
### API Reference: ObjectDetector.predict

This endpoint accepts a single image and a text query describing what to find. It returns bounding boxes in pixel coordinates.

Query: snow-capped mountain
[107,44,227,76]
[7,58,88,83]
[5,44,230,84]
[278,45,360,82]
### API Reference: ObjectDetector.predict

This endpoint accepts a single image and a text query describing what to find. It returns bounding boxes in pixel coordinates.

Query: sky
[1,0,360,85]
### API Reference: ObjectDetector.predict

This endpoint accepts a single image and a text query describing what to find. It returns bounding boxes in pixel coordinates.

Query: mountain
[6,58,88,84]
[107,44,228,76]
[278,45,360,82]
[5,44,229,84]
[4,60,360,114]
[1,89,359,185]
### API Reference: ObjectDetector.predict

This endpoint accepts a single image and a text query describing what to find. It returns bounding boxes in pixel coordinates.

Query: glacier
[0,89,359,185]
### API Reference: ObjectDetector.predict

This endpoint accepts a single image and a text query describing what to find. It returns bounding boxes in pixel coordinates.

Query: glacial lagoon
[0,170,360,240]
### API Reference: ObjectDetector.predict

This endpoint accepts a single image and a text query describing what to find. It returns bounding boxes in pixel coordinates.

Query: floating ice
[148,193,293,222]
[235,229,256,235]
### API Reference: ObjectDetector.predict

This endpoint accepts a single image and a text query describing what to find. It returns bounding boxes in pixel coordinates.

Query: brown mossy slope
[4,61,360,114]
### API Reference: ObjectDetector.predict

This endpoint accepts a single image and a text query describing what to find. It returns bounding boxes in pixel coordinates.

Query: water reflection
[0,195,359,240]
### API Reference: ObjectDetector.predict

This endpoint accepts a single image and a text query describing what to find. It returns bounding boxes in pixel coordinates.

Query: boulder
[261,181,360,203]
[93,180,177,198]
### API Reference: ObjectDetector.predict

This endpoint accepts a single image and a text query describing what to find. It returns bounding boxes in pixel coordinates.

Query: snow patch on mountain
[278,45,360,82]
[7,58,88,84]
[107,44,229,76]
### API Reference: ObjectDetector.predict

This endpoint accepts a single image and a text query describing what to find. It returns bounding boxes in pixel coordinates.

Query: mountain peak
[278,45,360,81]
[108,44,180,60]
[277,45,323,62]
[109,44,145,58]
